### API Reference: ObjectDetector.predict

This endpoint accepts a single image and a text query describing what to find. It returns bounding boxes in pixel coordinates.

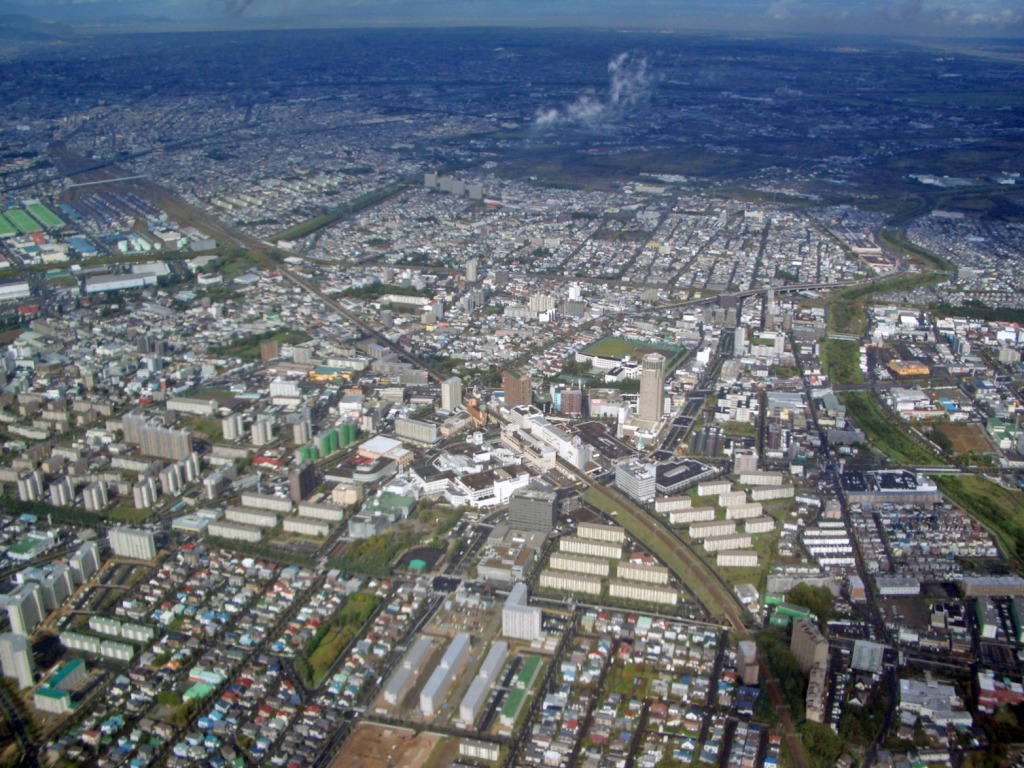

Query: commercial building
[420,633,471,717]
[108,527,157,561]
[790,618,829,675]
[395,417,439,446]
[441,376,463,411]
[638,353,666,422]
[0,633,35,688]
[615,458,656,503]
[502,370,532,408]
[502,582,542,641]
[607,580,677,606]
[508,481,558,534]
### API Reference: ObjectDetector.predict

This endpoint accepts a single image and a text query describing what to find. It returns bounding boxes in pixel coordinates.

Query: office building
[441,376,463,411]
[638,353,666,422]
[508,481,558,534]
[502,370,532,408]
[791,618,829,675]
[502,582,541,641]
[288,460,317,503]
[615,458,657,503]
[0,633,35,688]
[108,527,156,561]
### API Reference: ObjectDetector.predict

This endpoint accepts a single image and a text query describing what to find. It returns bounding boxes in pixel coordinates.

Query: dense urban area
[0,22,1023,768]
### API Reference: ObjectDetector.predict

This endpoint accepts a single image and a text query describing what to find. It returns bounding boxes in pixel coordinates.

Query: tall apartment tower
[0,633,35,688]
[502,370,532,408]
[108,527,157,561]
[790,618,829,675]
[289,461,317,503]
[638,353,666,423]
[465,258,479,282]
[441,376,463,411]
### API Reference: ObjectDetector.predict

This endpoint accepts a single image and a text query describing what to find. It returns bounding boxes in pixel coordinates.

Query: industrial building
[459,640,509,725]
[382,635,434,707]
[420,633,471,717]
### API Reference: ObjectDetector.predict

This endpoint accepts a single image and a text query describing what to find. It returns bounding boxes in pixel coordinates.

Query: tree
[798,721,844,767]
[787,584,834,625]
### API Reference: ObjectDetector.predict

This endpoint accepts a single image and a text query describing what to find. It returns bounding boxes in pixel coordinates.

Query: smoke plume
[535,52,652,130]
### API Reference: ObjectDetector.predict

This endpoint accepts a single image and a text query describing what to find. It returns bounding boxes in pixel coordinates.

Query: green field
[0,215,17,238]
[4,209,41,235]
[936,476,1024,566]
[840,392,941,465]
[26,204,64,229]
[582,336,684,369]
[820,339,864,386]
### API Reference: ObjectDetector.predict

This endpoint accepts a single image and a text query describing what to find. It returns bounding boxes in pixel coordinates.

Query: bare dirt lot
[331,724,440,768]
[936,423,993,454]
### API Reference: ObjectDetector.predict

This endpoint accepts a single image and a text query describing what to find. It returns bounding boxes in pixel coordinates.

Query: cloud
[534,51,652,130]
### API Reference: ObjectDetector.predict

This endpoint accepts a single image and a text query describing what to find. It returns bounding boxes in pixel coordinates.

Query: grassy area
[208,329,311,360]
[840,392,941,465]
[820,339,864,386]
[581,336,684,369]
[185,416,225,443]
[936,476,1024,566]
[583,486,736,621]
[203,537,316,568]
[300,593,381,687]
[269,181,409,243]
[877,227,954,272]
[720,421,758,438]
[107,503,155,525]
[604,661,658,698]
[826,271,946,336]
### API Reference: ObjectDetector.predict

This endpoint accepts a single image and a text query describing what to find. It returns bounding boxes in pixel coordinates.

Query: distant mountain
[0,13,76,41]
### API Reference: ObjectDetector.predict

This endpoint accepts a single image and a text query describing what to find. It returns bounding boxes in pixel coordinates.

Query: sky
[6,0,1024,37]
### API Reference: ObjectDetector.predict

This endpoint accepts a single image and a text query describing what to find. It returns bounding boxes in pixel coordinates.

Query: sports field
[27,203,65,229]
[0,215,17,238]
[4,209,41,234]
[582,336,684,367]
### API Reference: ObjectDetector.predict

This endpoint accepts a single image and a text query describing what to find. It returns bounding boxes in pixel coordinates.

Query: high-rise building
[48,476,74,507]
[466,258,479,282]
[222,414,244,440]
[733,448,759,474]
[615,458,657,503]
[292,419,312,445]
[559,389,583,416]
[289,461,318,503]
[82,481,108,512]
[260,338,280,362]
[251,417,274,446]
[0,633,35,689]
[638,353,666,422]
[791,618,829,675]
[139,423,193,461]
[68,542,100,585]
[502,370,532,408]
[502,582,541,641]
[508,482,558,534]
[441,376,462,411]
[0,584,43,636]
[108,527,156,561]
[133,477,158,510]
[737,640,759,686]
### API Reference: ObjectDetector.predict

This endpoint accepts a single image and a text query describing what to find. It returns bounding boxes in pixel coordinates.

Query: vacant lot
[334,724,440,768]
[935,423,993,455]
